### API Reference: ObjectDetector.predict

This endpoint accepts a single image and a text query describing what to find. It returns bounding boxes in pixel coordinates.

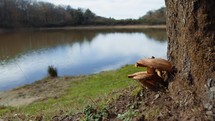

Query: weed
[83,105,108,121]
[145,107,161,120]
[117,108,139,121]
[48,65,58,78]
[130,86,144,97]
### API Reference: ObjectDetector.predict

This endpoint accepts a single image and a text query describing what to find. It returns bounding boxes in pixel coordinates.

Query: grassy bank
[0,65,145,120]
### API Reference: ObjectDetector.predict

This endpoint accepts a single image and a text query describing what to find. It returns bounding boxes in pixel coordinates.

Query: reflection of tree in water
[142,29,167,42]
[86,28,167,42]
[0,28,167,61]
[0,30,98,60]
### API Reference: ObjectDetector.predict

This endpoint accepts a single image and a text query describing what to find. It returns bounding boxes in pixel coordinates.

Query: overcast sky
[41,0,165,19]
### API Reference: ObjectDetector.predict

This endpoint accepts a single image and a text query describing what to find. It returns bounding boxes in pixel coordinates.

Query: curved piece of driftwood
[128,57,171,90]
[128,71,147,78]
[128,72,153,80]
[128,72,160,89]
[136,58,172,72]
[135,57,156,75]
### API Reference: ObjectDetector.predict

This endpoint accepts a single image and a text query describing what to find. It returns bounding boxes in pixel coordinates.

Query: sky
[41,0,165,19]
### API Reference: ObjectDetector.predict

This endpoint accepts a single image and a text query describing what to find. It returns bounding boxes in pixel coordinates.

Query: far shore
[40,25,166,30]
[0,25,166,32]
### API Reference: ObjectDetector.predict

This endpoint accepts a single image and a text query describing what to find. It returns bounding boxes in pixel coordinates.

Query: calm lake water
[0,28,167,91]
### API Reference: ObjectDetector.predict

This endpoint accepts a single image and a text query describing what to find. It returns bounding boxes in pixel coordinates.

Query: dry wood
[128,71,147,78]
[136,58,172,72]
[128,57,172,90]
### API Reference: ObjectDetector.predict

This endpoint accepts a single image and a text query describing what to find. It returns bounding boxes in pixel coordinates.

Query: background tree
[83,9,95,25]
[139,7,166,25]
[165,0,215,120]
[0,0,166,28]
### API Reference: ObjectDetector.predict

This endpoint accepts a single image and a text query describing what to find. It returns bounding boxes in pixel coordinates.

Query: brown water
[0,28,167,90]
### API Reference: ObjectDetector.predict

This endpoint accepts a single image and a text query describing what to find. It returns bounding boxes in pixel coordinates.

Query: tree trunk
[165,0,215,119]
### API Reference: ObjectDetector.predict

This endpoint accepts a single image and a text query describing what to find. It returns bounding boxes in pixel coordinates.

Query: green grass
[0,65,145,120]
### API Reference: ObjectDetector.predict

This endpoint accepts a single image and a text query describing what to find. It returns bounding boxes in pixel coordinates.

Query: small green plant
[117,106,139,121]
[83,105,108,121]
[145,107,161,120]
[47,65,58,78]
[130,86,144,97]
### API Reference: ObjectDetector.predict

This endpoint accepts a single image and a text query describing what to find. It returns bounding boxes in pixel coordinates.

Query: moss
[145,106,161,120]
[130,86,144,97]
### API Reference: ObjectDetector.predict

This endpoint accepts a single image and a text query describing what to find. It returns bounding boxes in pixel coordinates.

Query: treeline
[0,0,100,28]
[114,7,166,25]
[139,7,166,25]
[0,0,166,28]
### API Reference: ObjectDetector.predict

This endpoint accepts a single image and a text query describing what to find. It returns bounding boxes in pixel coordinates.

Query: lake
[0,27,167,91]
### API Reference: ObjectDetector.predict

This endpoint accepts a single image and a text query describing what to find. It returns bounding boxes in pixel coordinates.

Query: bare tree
[165,0,215,119]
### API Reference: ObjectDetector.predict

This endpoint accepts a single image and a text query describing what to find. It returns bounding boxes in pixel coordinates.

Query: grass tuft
[48,65,58,78]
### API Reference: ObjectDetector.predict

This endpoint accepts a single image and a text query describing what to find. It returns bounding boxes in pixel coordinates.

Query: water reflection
[142,29,167,42]
[0,30,97,60]
[0,28,167,90]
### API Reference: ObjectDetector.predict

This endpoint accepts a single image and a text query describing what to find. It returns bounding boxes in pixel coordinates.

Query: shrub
[47,65,58,78]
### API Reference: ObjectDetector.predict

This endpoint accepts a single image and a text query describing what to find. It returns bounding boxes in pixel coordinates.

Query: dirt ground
[0,71,212,120]
[52,85,208,121]
[0,76,81,106]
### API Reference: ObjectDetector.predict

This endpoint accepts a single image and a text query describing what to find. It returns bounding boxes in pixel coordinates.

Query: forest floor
[0,65,208,121]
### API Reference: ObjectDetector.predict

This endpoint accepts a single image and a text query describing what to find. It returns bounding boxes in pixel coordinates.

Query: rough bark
[165,0,215,119]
